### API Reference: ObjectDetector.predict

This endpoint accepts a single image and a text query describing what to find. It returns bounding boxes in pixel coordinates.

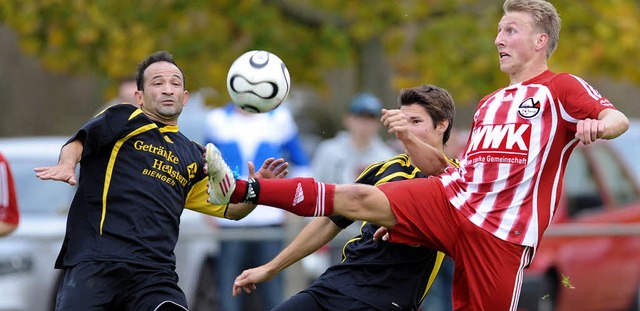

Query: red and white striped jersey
[0,152,19,226]
[439,70,615,249]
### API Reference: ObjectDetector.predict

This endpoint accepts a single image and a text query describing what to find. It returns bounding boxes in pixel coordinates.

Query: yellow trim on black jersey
[100,122,158,234]
[95,105,114,117]
[419,155,459,304]
[421,251,447,303]
[445,156,460,168]
[184,177,227,218]
[128,108,144,120]
[356,160,385,179]
[341,153,460,304]
[159,125,179,133]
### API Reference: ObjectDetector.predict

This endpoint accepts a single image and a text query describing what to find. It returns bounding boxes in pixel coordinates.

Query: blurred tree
[0,0,638,126]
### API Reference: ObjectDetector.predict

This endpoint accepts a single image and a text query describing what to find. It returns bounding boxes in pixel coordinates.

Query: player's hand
[381,109,412,142]
[576,118,605,145]
[372,226,390,241]
[34,163,78,186]
[252,157,289,180]
[232,266,275,296]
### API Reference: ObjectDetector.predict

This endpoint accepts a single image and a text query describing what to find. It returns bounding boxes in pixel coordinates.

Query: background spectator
[204,103,311,311]
[96,76,138,113]
[311,93,396,184]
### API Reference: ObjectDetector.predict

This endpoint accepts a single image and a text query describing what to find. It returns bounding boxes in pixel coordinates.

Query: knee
[339,184,371,208]
[336,184,396,227]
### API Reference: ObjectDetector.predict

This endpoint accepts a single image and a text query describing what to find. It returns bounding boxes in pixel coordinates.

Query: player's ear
[182,91,190,106]
[437,119,449,135]
[134,90,143,108]
[535,32,548,52]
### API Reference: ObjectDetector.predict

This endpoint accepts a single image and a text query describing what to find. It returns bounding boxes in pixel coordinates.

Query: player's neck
[509,62,548,85]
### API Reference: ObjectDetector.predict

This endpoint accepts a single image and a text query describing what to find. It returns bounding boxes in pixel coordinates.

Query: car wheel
[190,257,220,311]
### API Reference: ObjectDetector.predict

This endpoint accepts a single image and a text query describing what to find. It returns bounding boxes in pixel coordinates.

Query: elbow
[0,223,18,237]
[224,211,245,221]
[428,152,449,175]
[604,115,629,140]
[224,203,254,221]
[601,109,630,139]
[618,116,630,136]
[439,153,449,172]
[225,214,243,221]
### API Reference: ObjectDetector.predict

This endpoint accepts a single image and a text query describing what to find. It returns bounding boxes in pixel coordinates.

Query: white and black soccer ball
[226,50,291,113]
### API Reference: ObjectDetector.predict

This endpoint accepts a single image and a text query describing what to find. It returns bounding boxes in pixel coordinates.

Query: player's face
[495,11,539,76]
[400,103,443,149]
[137,61,189,125]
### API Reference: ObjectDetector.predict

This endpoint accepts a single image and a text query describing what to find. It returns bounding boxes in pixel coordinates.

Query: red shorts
[378,177,531,311]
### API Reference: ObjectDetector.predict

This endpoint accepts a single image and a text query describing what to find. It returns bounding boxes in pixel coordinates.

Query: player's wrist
[262,262,282,277]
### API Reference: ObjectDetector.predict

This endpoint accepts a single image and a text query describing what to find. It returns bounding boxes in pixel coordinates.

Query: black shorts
[273,284,380,311]
[55,261,187,311]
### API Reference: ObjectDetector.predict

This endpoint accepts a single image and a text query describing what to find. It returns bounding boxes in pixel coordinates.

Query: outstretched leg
[232,178,398,228]
[206,145,397,228]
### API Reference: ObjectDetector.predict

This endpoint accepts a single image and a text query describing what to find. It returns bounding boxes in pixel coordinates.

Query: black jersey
[313,154,459,311]
[55,104,226,270]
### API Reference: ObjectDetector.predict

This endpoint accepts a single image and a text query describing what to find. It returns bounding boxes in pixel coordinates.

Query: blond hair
[503,0,561,59]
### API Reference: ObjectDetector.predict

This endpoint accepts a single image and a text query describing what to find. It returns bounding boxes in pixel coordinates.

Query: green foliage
[392,2,504,104]
[1,0,638,106]
[561,273,575,289]
[550,0,640,83]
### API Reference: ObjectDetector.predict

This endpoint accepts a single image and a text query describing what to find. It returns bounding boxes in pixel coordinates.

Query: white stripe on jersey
[525,88,558,244]
[570,74,601,101]
[0,163,7,208]
[439,169,466,209]
[558,98,579,123]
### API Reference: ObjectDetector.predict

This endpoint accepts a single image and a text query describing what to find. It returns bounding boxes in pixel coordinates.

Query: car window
[564,148,603,217]
[609,120,640,182]
[9,158,75,215]
[590,144,639,207]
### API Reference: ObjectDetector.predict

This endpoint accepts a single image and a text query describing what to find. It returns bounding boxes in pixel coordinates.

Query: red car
[518,137,640,311]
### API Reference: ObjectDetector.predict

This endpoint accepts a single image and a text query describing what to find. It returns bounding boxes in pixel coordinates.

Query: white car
[0,136,221,311]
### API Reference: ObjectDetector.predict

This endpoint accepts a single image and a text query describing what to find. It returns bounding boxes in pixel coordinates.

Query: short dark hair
[135,51,185,91]
[398,84,456,145]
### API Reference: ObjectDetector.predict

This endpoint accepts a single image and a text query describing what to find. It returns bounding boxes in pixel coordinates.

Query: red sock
[230,177,334,217]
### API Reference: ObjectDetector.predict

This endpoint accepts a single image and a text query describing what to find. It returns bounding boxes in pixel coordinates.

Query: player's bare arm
[381,109,448,175]
[575,109,629,145]
[233,217,342,296]
[225,158,289,220]
[0,222,17,237]
[34,139,82,186]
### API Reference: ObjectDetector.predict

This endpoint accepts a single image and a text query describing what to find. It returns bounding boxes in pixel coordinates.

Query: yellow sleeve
[185,177,228,218]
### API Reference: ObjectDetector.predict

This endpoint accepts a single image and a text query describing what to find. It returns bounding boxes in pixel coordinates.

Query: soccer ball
[226,50,291,113]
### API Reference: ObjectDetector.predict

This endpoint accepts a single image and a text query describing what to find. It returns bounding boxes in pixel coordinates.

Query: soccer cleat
[206,143,236,205]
